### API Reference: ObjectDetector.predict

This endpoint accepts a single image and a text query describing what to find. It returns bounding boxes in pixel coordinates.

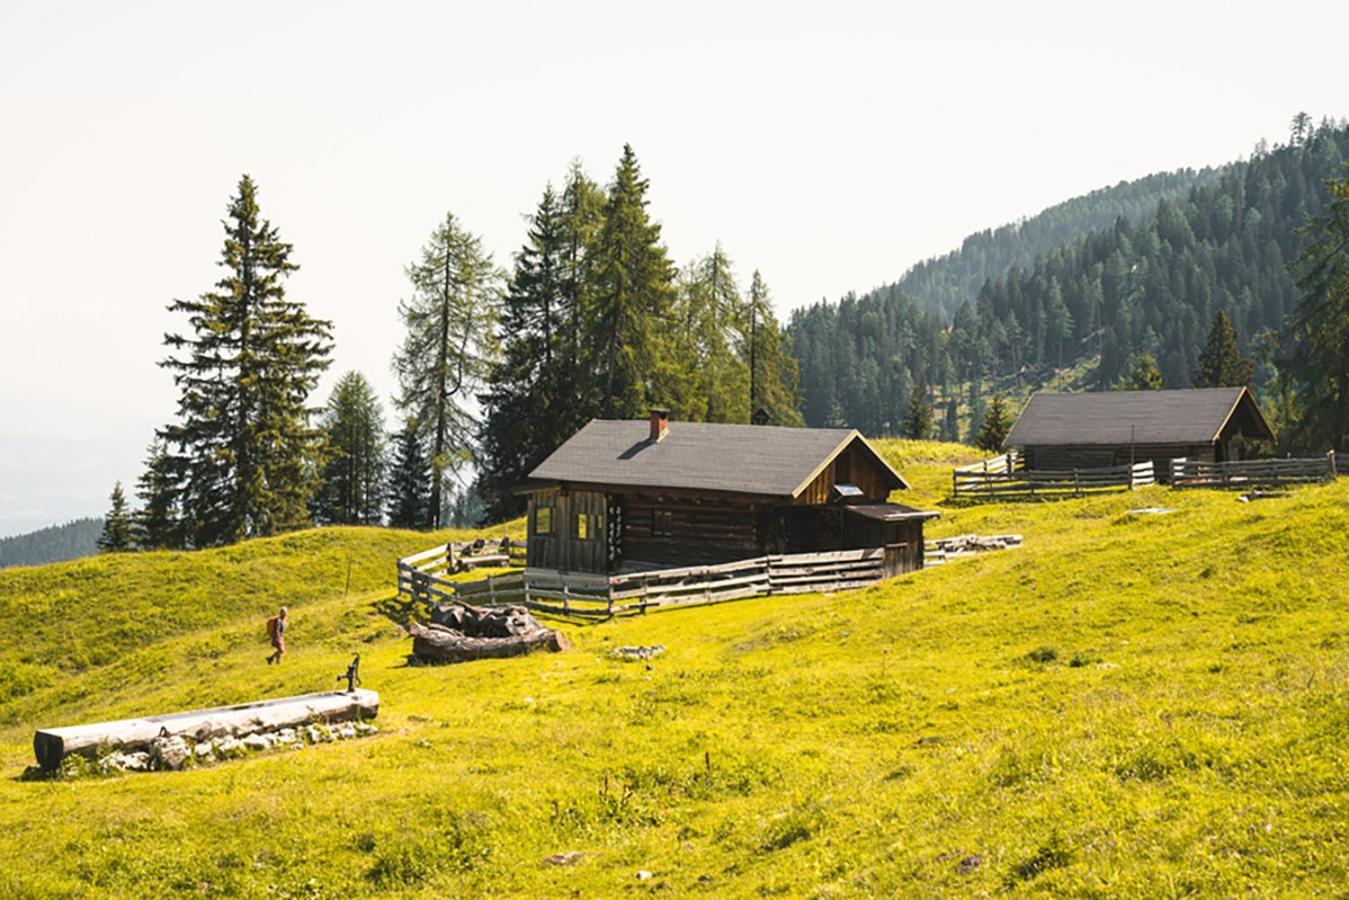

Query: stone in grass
[355,721,378,736]
[215,736,243,756]
[150,735,192,770]
[612,645,665,662]
[636,870,653,881]
[542,851,583,866]
[242,733,272,751]
[336,724,357,740]
[102,751,151,772]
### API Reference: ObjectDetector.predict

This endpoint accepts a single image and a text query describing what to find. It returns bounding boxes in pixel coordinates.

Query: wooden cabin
[1003,387,1275,480]
[520,409,937,575]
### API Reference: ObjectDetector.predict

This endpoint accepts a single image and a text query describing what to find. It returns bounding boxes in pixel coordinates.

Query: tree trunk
[408,601,570,663]
[34,689,379,771]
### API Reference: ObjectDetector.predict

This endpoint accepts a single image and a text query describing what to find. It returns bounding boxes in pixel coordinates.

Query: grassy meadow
[0,440,1344,897]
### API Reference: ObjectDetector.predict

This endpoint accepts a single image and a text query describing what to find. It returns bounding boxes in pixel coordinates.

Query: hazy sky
[2,1,1346,536]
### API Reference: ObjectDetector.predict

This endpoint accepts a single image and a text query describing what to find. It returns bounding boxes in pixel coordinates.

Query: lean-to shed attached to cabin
[519,409,937,575]
[1003,387,1275,480]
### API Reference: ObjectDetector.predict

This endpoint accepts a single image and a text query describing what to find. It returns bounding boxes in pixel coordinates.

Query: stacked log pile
[924,534,1023,566]
[408,600,571,664]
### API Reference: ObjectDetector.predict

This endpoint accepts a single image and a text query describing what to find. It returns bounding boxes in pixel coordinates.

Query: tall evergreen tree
[974,396,1014,452]
[744,270,803,426]
[97,482,134,553]
[666,245,746,421]
[479,186,572,522]
[903,383,934,439]
[557,162,608,423]
[592,144,678,417]
[313,371,387,525]
[386,418,432,529]
[1287,168,1349,450]
[1194,310,1253,387]
[393,212,503,528]
[1117,353,1165,390]
[160,175,333,547]
[132,439,182,550]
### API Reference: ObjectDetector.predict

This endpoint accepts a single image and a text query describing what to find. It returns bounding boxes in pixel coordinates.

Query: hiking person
[266,606,288,665]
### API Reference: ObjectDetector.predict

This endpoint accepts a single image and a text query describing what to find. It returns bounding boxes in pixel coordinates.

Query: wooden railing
[953,457,1154,500]
[396,539,527,605]
[396,545,902,618]
[1170,453,1337,488]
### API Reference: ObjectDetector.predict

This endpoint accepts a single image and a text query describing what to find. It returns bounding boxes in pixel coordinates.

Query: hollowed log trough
[33,689,379,771]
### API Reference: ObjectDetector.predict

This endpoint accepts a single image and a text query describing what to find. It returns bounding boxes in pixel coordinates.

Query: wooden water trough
[33,689,379,771]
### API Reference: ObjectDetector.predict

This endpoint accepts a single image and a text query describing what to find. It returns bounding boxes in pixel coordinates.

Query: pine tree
[666,245,746,421]
[386,418,432,529]
[903,383,934,439]
[160,176,332,547]
[1288,169,1349,450]
[1117,353,1165,391]
[974,396,1014,452]
[131,439,183,550]
[97,482,134,553]
[593,144,678,417]
[393,212,503,528]
[1194,310,1253,387]
[314,371,387,525]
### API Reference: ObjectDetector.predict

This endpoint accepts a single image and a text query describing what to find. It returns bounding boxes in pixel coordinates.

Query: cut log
[409,601,570,663]
[33,689,378,771]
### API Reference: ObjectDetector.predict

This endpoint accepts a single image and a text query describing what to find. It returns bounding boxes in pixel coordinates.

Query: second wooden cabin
[520,409,937,576]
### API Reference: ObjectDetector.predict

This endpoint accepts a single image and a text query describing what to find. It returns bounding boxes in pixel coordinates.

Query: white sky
[2,0,1346,536]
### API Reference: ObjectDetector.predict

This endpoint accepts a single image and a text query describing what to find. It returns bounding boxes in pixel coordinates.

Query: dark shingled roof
[1003,387,1273,448]
[528,419,908,497]
[843,503,941,522]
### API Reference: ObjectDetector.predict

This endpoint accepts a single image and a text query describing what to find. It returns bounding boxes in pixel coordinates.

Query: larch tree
[974,396,1015,452]
[313,371,387,525]
[97,482,134,553]
[160,175,333,547]
[1117,353,1165,390]
[1288,169,1349,450]
[132,439,183,550]
[392,212,503,528]
[1194,310,1253,387]
[557,162,607,423]
[592,144,678,417]
[744,270,803,426]
[386,418,432,529]
[668,245,745,422]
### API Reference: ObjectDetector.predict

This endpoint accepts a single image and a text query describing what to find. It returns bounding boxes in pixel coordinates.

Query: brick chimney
[649,408,670,442]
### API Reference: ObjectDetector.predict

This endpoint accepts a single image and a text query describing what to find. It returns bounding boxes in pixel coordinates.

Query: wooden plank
[401,544,448,567]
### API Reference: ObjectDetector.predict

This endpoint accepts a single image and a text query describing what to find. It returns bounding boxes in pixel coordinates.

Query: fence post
[1074,469,1080,497]
[562,582,570,615]
[1331,450,1338,478]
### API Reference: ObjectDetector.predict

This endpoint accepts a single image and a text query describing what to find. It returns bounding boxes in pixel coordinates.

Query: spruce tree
[386,418,432,529]
[558,162,607,423]
[479,186,571,522]
[97,482,134,553]
[1288,169,1349,450]
[975,396,1015,452]
[132,440,183,550]
[393,212,503,528]
[161,175,333,546]
[667,245,745,421]
[1117,353,1165,390]
[903,383,934,439]
[593,144,678,417]
[1194,310,1253,387]
[314,371,387,525]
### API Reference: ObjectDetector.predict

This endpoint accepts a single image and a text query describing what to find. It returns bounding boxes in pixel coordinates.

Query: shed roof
[843,503,941,522]
[1003,387,1274,448]
[527,419,908,498]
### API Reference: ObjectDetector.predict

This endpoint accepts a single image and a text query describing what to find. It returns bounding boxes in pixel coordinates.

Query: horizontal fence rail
[1170,453,1337,488]
[923,533,1023,566]
[953,455,1153,501]
[395,545,917,619]
[396,539,527,606]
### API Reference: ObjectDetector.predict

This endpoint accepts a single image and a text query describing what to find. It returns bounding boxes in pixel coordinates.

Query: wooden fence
[1170,453,1337,488]
[396,539,527,603]
[397,545,905,618]
[953,452,1154,501]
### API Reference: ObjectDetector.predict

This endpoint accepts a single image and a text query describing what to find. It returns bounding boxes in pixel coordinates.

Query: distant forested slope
[0,518,103,569]
[789,119,1349,440]
[899,168,1221,320]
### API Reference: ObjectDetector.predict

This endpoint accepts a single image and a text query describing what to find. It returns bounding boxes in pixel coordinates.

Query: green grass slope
[0,448,1344,897]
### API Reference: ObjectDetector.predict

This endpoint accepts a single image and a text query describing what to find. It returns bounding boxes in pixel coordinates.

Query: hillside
[0,517,103,570]
[790,119,1349,439]
[0,445,1344,896]
[897,168,1220,321]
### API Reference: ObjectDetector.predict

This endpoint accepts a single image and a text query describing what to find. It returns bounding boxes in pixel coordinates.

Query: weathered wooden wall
[527,488,608,573]
[619,492,762,566]
[1025,442,1215,477]
[793,444,893,505]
